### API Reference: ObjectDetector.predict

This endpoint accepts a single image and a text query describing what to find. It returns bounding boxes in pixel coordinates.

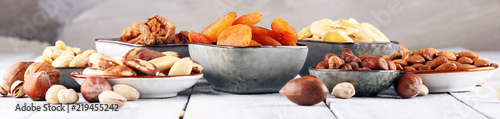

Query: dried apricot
[271,17,298,43]
[250,26,280,39]
[275,38,297,46]
[188,31,212,44]
[252,35,282,46]
[249,40,262,46]
[202,12,237,42]
[217,24,252,47]
[233,12,263,26]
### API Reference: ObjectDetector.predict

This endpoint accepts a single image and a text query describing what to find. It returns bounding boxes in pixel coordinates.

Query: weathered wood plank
[184,79,336,119]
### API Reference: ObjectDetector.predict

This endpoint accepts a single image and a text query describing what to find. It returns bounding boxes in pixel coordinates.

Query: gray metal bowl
[189,43,308,93]
[298,40,399,76]
[55,67,86,92]
[309,67,400,97]
[95,38,189,57]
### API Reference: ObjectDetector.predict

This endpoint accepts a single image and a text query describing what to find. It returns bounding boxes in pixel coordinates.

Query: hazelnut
[430,56,449,68]
[324,53,337,64]
[3,62,33,87]
[46,85,67,104]
[340,64,353,70]
[81,76,112,102]
[395,73,422,98]
[58,89,79,104]
[362,57,388,70]
[316,61,327,69]
[99,91,127,108]
[393,59,409,66]
[457,51,479,60]
[340,48,354,60]
[331,82,355,99]
[435,63,458,70]
[473,59,490,67]
[10,80,25,98]
[24,71,52,101]
[328,56,344,69]
[418,85,429,96]
[389,53,402,60]
[406,55,426,64]
[280,75,328,106]
[112,84,140,101]
[437,51,457,61]
[457,57,474,64]
[24,62,60,85]
[0,80,10,96]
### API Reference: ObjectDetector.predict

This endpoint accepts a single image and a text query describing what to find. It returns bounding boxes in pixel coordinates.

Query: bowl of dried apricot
[390,48,498,92]
[296,18,399,76]
[189,12,307,93]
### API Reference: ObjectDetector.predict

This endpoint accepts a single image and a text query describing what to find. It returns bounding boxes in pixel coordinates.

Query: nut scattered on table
[0,80,10,96]
[58,89,79,104]
[3,62,33,87]
[394,73,423,98]
[10,80,25,98]
[46,85,68,104]
[280,75,328,106]
[81,76,112,102]
[331,82,355,99]
[24,62,60,85]
[24,71,52,101]
[112,84,140,101]
[99,91,127,108]
[418,85,429,96]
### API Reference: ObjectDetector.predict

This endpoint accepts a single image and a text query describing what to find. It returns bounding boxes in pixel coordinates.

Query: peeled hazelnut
[99,91,127,108]
[331,82,355,99]
[10,80,25,98]
[112,84,140,101]
[280,75,328,106]
[430,56,449,68]
[24,71,52,101]
[437,51,457,61]
[58,89,79,104]
[46,85,67,103]
[24,62,60,85]
[328,56,344,69]
[316,61,327,69]
[362,57,388,70]
[324,53,337,64]
[473,59,490,67]
[395,73,422,98]
[0,80,10,96]
[406,55,426,64]
[3,62,33,87]
[457,57,474,64]
[81,76,112,102]
[457,51,479,60]
[418,85,429,96]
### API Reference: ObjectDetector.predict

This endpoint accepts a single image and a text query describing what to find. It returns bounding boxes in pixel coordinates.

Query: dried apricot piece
[252,35,282,46]
[250,26,280,40]
[202,12,237,42]
[217,24,252,47]
[233,12,263,26]
[275,38,297,46]
[271,17,298,43]
[188,31,212,44]
[249,40,262,46]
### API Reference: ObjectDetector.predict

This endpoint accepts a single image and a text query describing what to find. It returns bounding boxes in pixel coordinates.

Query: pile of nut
[389,48,491,71]
[82,48,203,76]
[2,62,60,98]
[315,48,397,71]
[35,40,96,67]
[79,77,139,108]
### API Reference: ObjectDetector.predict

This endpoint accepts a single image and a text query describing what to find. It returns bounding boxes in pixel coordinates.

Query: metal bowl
[309,67,400,97]
[55,67,86,92]
[189,43,308,93]
[95,38,189,57]
[298,40,399,76]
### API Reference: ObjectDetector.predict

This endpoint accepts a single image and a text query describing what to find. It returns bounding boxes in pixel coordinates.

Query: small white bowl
[71,70,202,98]
[414,64,498,93]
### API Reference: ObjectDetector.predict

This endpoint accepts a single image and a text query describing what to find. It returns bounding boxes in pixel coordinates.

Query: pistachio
[10,80,25,98]
[0,80,10,96]
[99,91,127,108]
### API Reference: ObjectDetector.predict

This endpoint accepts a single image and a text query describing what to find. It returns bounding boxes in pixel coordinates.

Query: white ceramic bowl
[71,70,202,98]
[95,38,189,57]
[414,64,498,93]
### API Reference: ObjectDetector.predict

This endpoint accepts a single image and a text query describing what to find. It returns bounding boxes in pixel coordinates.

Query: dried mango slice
[252,35,282,46]
[233,12,263,26]
[275,38,297,46]
[202,12,237,42]
[249,40,262,46]
[188,31,212,44]
[250,26,280,40]
[271,17,298,43]
[217,24,252,47]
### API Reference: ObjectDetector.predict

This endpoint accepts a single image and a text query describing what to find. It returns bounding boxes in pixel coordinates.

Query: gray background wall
[1,0,499,54]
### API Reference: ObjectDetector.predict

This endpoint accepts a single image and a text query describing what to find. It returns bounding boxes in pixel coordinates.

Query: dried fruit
[395,73,422,98]
[233,12,263,26]
[331,82,355,99]
[316,61,327,69]
[188,31,212,44]
[81,76,112,102]
[358,55,373,61]
[271,17,298,43]
[280,75,328,106]
[24,71,52,101]
[202,12,237,42]
[252,35,282,46]
[217,24,252,47]
[250,26,281,40]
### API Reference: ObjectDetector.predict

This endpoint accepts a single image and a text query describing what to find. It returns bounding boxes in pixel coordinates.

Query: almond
[457,64,477,69]
[406,55,426,64]
[395,64,404,71]
[457,51,479,60]
[474,59,490,67]
[421,48,438,60]
[435,63,457,70]
[449,61,462,66]
[419,65,432,70]
[403,66,417,72]
[393,59,409,66]
[437,51,457,61]
[429,56,449,69]
[402,51,413,60]
[398,44,410,54]
[457,57,473,64]
[357,67,372,71]
[386,59,396,70]
[411,64,424,69]
[381,55,390,61]
[389,53,402,60]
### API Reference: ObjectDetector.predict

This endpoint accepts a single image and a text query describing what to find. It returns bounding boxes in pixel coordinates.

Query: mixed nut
[315,48,397,71]
[36,40,95,68]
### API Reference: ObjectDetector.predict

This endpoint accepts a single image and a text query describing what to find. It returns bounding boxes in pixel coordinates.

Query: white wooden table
[0,47,499,119]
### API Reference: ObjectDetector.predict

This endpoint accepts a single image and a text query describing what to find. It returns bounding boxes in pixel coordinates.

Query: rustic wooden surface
[0,47,499,119]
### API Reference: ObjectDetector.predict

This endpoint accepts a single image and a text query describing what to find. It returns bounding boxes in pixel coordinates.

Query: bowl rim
[308,67,400,73]
[188,42,308,49]
[412,63,498,74]
[298,39,399,45]
[95,38,189,47]
[70,70,203,79]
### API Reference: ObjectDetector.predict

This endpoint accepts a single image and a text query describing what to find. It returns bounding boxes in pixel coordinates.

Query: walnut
[24,62,60,85]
